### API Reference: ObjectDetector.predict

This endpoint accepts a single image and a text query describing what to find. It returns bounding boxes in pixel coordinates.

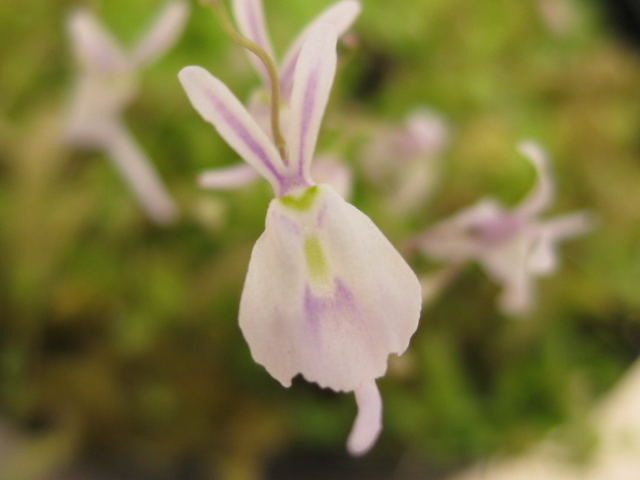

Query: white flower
[415,141,590,315]
[179,22,421,455]
[195,0,360,196]
[65,2,189,224]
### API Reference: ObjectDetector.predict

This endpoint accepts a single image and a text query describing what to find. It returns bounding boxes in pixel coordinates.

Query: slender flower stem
[201,0,288,162]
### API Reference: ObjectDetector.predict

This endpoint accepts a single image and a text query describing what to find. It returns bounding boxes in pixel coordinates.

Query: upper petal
[285,22,337,184]
[130,0,190,67]
[515,140,555,218]
[239,184,422,392]
[279,0,361,99]
[179,66,286,194]
[67,8,128,72]
[232,0,275,87]
[198,163,259,190]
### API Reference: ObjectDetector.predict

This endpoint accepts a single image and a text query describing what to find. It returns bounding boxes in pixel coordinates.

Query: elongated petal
[415,199,507,261]
[347,380,383,456]
[481,234,533,314]
[279,0,361,98]
[232,0,275,87]
[103,123,179,225]
[528,211,590,274]
[239,184,421,392]
[67,8,128,72]
[198,163,259,190]
[285,23,337,183]
[179,66,286,193]
[130,1,190,67]
[515,141,555,218]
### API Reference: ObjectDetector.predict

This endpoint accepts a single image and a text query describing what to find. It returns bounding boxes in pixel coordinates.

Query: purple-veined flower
[415,141,589,315]
[179,22,421,455]
[195,0,359,196]
[65,1,189,224]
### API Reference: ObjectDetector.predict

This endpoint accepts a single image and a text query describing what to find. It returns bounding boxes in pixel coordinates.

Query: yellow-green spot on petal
[304,235,327,279]
[279,186,319,211]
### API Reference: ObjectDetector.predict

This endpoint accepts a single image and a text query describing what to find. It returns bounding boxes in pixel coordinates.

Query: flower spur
[179,22,421,455]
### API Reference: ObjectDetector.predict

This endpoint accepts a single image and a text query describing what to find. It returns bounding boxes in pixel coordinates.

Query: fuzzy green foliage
[0,0,639,478]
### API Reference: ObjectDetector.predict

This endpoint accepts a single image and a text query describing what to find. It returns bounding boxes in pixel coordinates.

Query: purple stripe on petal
[304,277,359,328]
[279,51,299,99]
[205,89,284,184]
[297,67,319,177]
[316,201,328,227]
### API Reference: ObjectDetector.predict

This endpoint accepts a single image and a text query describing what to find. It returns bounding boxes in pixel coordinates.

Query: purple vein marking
[280,51,299,97]
[304,277,359,330]
[298,67,319,177]
[206,90,283,184]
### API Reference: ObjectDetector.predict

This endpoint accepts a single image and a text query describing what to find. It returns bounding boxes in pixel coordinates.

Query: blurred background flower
[0,0,639,479]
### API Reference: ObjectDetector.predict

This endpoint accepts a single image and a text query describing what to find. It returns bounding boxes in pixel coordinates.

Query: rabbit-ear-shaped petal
[286,23,337,184]
[179,66,286,194]
[232,0,275,87]
[515,141,555,218]
[67,8,128,72]
[198,163,259,190]
[130,1,190,67]
[279,0,361,99]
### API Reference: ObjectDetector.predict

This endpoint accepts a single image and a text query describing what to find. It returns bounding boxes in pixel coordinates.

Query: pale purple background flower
[415,141,590,315]
[65,1,189,225]
[361,108,449,212]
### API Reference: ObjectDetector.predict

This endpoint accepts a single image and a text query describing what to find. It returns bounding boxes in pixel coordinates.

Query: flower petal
[179,66,286,194]
[311,154,352,200]
[103,123,179,225]
[285,23,337,184]
[130,0,190,67]
[515,140,555,218]
[415,198,507,261]
[239,184,421,392]
[198,163,259,190]
[529,211,590,274]
[481,235,534,314]
[67,8,128,72]
[347,380,383,456]
[232,0,275,87]
[279,0,361,99]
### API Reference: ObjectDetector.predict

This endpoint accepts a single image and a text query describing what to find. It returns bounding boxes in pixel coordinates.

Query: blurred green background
[0,0,639,479]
